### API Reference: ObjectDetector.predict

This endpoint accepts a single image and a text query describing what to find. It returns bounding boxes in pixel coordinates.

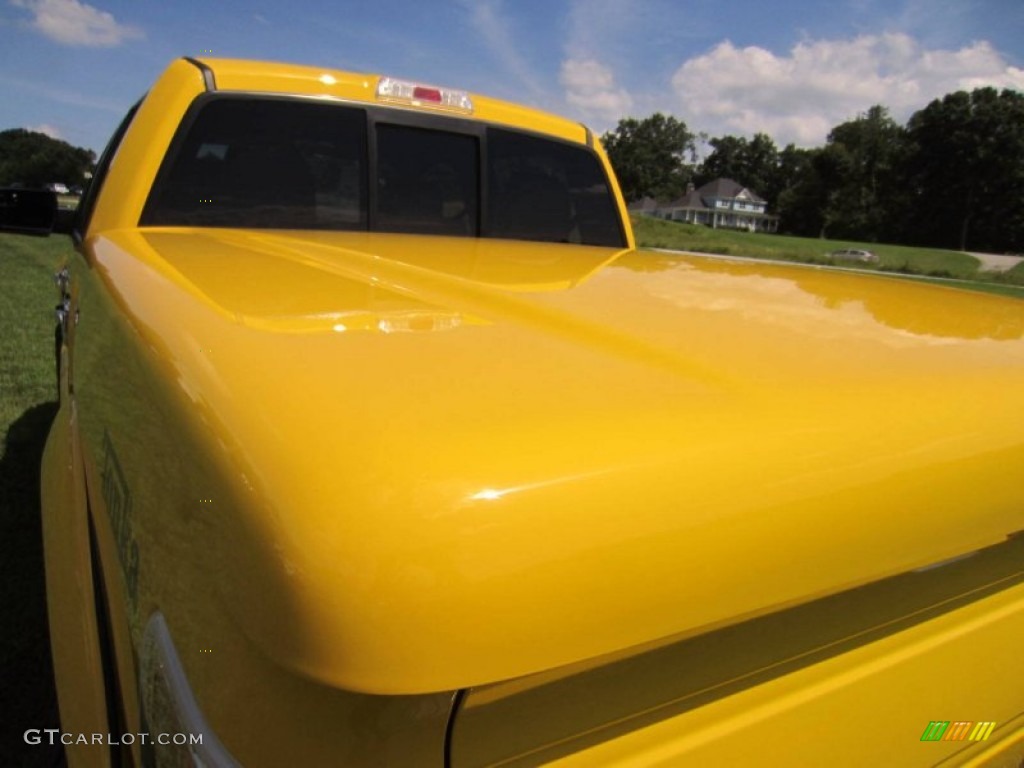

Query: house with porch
[629,178,779,233]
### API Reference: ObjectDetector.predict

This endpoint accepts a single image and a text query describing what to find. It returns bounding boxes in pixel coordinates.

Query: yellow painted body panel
[70,230,455,766]
[40,398,110,768]
[551,581,1024,768]
[42,56,1023,764]
[75,228,1024,695]
[88,59,206,233]
[451,534,1024,765]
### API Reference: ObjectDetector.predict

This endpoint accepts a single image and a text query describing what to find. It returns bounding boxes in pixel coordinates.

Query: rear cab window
[376,124,479,237]
[487,128,625,246]
[142,95,626,248]
[142,98,367,230]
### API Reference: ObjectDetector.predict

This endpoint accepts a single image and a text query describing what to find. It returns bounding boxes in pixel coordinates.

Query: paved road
[655,246,1023,274]
[969,252,1024,272]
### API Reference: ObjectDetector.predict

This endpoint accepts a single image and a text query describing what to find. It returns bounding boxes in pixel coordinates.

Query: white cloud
[560,58,633,123]
[671,34,1024,146]
[29,123,62,138]
[12,0,143,47]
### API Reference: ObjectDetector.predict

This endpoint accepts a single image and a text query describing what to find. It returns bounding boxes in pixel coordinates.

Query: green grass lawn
[984,259,1024,291]
[632,216,1024,298]
[0,232,70,766]
[0,235,68,433]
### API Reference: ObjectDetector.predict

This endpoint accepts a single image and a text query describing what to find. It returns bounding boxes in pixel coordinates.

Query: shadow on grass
[0,402,65,766]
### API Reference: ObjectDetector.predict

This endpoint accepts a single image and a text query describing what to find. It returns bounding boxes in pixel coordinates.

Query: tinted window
[376,124,479,237]
[143,97,625,248]
[144,99,367,229]
[487,129,624,247]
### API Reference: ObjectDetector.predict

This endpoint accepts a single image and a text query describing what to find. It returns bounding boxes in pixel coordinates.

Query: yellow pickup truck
[7,57,1024,767]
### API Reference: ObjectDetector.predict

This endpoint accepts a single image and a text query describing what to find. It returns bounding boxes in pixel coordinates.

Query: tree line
[602,87,1024,253]
[0,129,96,190]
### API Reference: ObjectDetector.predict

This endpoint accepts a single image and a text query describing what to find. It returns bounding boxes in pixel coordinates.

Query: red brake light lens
[412,86,442,103]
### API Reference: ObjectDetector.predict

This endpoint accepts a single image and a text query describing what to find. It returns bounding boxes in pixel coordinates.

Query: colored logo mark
[920,721,996,742]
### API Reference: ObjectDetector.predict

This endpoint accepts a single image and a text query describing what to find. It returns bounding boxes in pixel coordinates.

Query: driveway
[969,252,1024,272]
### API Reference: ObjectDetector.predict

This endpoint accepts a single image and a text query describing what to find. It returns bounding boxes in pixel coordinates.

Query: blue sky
[1,0,1022,155]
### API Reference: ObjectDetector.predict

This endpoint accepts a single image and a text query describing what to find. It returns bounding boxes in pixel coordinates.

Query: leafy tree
[0,129,95,189]
[774,145,826,237]
[600,89,1024,251]
[601,114,696,202]
[821,106,906,242]
[697,135,747,185]
[745,133,783,204]
[697,132,780,206]
[903,88,1024,252]
[813,142,855,239]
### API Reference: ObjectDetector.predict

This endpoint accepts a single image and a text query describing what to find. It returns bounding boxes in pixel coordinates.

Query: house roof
[699,178,766,204]
[626,196,661,212]
[663,188,704,210]
[630,175,770,208]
